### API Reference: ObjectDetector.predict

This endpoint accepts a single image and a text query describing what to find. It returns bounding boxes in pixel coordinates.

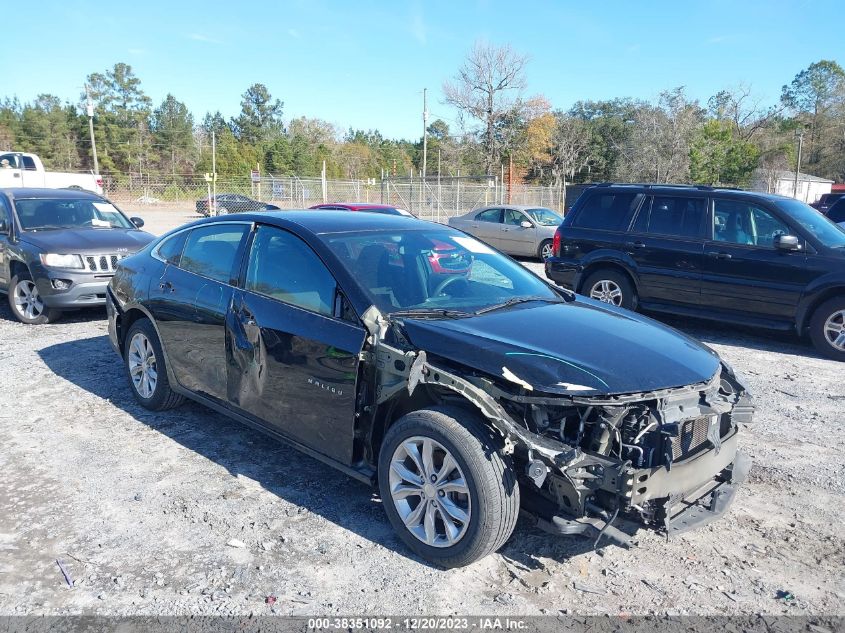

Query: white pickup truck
[0,152,103,195]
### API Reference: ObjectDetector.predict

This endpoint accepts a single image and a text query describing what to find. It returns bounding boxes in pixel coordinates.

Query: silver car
[447,205,562,259]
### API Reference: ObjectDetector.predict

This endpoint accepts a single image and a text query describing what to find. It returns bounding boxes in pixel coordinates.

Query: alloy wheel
[13,280,44,320]
[541,242,554,260]
[823,309,845,351]
[128,332,158,398]
[589,279,623,306]
[388,436,471,548]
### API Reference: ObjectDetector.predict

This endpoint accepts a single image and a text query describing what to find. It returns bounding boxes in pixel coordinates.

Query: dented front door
[225,224,366,464]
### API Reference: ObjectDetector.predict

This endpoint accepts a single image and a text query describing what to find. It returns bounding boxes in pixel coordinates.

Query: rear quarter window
[571,192,641,231]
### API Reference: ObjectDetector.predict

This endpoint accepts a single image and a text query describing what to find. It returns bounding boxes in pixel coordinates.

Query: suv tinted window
[713,200,790,247]
[827,199,845,224]
[156,231,189,265]
[245,225,336,316]
[632,196,706,238]
[476,208,502,223]
[180,224,248,283]
[572,192,639,231]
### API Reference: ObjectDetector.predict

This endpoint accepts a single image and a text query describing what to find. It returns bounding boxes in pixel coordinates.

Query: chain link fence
[102,173,569,221]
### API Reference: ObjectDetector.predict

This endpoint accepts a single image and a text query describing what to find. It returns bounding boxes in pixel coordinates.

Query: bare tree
[549,114,591,204]
[617,88,703,183]
[443,42,528,175]
[708,83,784,141]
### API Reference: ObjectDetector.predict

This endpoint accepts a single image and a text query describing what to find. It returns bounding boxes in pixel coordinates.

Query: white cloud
[410,9,426,45]
[188,33,222,44]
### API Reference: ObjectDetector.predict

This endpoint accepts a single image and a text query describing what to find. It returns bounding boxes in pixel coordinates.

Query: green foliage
[689,120,760,186]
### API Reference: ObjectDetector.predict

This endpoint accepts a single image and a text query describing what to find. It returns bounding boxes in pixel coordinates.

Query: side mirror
[0,218,7,234]
[130,216,145,228]
[774,234,801,251]
[520,220,533,229]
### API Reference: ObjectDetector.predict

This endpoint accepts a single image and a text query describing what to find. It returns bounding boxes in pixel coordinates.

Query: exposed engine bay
[364,308,755,547]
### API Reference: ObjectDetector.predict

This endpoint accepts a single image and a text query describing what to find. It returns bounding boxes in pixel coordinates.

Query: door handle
[706,251,732,259]
[624,241,646,249]
[159,280,175,292]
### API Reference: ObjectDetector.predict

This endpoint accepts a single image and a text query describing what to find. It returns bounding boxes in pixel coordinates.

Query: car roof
[187,209,436,235]
[472,204,557,212]
[312,203,398,210]
[0,187,104,200]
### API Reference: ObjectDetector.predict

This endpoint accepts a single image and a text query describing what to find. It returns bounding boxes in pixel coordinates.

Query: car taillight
[552,228,562,257]
[96,176,103,188]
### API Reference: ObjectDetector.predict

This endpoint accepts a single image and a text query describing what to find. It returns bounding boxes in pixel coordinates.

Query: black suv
[545,184,845,361]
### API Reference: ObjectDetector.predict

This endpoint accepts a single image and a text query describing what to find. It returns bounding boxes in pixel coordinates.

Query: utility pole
[793,130,804,200]
[85,84,99,175]
[422,88,428,180]
[211,129,217,215]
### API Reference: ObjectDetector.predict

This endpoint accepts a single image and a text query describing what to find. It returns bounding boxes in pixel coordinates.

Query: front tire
[8,271,62,325]
[809,297,845,361]
[582,268,636,310]
[378,406,520,568]
[124,318,185,410]
[538,239,553,261]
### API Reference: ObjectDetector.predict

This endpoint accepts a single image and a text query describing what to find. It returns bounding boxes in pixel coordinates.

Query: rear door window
[155,231,189,265]
[632,196,707,238]
[475,208,502,223]
[571,192,640,231]
[179,224,249,283]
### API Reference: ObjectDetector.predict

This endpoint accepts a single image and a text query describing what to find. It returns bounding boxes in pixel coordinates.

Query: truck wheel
[124,318,185,410]
[809,297,845,361]
[582,268,636,310]
[378,406,520,568]
[8,271,62,325]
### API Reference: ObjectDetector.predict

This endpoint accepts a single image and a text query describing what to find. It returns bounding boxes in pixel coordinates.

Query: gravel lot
[0,209,843,616]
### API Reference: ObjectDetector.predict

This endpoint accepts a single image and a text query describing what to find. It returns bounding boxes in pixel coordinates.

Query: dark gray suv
[0,188,155,324]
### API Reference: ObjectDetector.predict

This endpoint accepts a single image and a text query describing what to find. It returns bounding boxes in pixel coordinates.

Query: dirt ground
[0,208,843,616]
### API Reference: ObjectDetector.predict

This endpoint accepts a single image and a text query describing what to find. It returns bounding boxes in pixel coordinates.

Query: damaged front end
[364,306,754,549]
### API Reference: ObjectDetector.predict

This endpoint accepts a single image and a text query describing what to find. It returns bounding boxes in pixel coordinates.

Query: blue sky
[1,0,842,139]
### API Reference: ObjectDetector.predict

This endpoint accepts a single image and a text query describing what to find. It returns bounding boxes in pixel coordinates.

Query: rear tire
[809,297,845,361]
[582,268,636,310]
[378,406,520,568]
[124,318,185,410]
[8,271,62,325]
[538,239,553,260]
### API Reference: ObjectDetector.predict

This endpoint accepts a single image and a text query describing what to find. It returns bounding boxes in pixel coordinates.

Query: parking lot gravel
[0,210,843,616]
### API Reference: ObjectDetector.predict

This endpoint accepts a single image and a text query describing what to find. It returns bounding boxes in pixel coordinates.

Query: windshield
[526,207,563,226]
[15,198,134,231]
[325,229,560,314]
[775,198,845,248]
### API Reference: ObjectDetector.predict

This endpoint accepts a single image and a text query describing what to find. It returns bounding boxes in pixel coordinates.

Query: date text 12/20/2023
[308,617,528,630]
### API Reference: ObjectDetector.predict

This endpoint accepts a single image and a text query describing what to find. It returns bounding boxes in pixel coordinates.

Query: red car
[309,203,414,217]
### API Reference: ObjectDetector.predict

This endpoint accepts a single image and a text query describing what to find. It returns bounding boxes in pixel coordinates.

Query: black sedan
[107,211,753,567]
[196,193,280,216]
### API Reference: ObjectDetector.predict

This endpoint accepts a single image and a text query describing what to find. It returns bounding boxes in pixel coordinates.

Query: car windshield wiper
[26,225,74,231]
[474,296,562,315]
[388,308,472,319]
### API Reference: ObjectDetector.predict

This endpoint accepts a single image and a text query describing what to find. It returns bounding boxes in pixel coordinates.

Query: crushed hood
[397,299,720,396]
[22,228,155,254]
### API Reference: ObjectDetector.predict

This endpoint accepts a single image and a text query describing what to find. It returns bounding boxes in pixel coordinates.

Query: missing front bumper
[662,450,751,537]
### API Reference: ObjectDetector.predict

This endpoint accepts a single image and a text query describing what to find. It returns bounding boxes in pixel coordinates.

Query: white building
[752,169,833,204]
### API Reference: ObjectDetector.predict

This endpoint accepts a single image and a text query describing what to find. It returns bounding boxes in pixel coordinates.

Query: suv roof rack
[585,182,745,191]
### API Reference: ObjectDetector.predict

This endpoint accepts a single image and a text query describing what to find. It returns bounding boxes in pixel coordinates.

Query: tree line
[0,47,843,187]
